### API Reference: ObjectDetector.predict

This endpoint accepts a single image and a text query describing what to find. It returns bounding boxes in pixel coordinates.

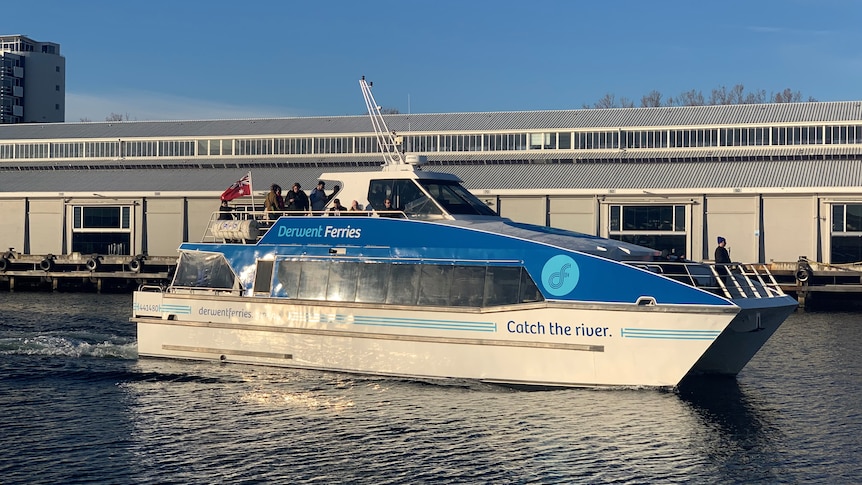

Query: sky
[5,0,862,122]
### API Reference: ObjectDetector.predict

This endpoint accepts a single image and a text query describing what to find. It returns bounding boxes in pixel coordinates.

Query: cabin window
[449,266,486,307]
[173,252,236,289]
[830,204,862,263]
[326,261,361,301]
[418,265,453,306]
[253,260,274,294]
[298,260,329,300]
[386,264,420,305]
[417,179,498,216]
[270,259,544,307]
[275,259,303,298]
[354,262,390,303]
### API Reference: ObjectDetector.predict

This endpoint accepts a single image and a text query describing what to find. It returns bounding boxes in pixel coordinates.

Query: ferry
[131,79,798,388]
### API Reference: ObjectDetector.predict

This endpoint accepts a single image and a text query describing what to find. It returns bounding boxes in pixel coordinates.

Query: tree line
[584,85,816,109]
[79,85,816,121]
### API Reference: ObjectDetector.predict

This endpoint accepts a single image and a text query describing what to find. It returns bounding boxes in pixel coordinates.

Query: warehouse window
[830,204,862,264]
[71,206,132,255]
[609,204,687,259]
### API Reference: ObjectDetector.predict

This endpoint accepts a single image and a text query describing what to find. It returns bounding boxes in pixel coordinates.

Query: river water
[0,293,859,484]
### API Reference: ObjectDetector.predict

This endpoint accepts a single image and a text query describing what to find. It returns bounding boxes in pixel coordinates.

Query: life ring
[0,257,8,272]
[129,258,143,272]
[795,268,811,283]
[86,258,100,271]
[39,258,54,271]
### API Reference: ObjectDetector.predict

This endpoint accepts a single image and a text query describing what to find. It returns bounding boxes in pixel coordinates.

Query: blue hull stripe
[621,328,720,340]
[160,304,192,314]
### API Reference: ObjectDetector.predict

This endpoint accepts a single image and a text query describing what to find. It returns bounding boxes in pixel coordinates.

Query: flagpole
[248,171,255,216]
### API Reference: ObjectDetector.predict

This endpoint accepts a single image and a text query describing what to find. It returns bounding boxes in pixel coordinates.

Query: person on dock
[715,236,731,264]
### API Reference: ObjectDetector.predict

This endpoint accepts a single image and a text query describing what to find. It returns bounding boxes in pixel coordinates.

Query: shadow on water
[676,375,786,482]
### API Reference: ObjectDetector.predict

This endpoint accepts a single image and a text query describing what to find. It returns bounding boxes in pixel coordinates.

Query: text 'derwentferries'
[507,320,611,337]
[277,225,361,239]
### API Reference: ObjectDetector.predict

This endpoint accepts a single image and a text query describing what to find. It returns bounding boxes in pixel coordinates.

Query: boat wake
[0,334,137,359]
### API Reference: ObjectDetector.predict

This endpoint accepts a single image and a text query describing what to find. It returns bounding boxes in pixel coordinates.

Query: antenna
[360,76,405,168]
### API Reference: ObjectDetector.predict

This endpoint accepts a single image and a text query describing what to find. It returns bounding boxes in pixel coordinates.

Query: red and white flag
[220,172,252,201]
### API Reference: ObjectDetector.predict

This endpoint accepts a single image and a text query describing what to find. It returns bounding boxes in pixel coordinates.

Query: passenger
[264,184,284,220]
[349,200,362,211]
[329,198,347,215]
[217,199,234,220]
[309,181,329,213]
[286,182,309,213]
[714,236,731,264]
[379,198,402,218]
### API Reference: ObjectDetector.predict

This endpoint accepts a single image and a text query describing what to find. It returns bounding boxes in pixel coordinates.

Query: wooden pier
[767,258,862,310]
[2,251,861,308]
[0,251,174,292]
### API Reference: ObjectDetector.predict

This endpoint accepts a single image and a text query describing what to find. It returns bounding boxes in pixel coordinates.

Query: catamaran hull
[133,291,741,388]
[689,296,797,376]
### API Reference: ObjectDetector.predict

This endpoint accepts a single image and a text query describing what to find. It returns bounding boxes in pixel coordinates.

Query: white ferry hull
[134,291,740,388]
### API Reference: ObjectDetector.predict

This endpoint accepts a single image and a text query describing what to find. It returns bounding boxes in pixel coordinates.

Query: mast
[360,76,406,168]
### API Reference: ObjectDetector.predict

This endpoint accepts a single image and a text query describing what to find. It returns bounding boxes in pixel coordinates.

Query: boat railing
[628,261,787,300]
[202,208,412,243]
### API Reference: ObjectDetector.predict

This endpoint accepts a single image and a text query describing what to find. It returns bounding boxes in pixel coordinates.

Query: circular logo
[541,255,580,297]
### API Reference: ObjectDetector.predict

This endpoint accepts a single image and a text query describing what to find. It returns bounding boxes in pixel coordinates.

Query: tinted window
[355,262,390,303]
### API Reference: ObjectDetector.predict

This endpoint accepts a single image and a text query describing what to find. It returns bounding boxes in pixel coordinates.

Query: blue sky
[6,0,861,122]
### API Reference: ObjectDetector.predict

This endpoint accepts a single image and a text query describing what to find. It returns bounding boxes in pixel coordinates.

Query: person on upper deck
[217,199,234,220]
[329,199,347,215]
[310,180,340,212]
[714,236,731,264]
[264,184,284,220]
[286,182,309,213]
[379,198,403,218]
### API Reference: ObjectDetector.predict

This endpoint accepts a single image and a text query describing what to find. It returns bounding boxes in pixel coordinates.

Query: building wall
[0,191,860,266]
[28,199,64,255]
[143,198,186,257]
[0,199,25,252]
[762,196,816,263]
[498,196,546,226]
[704,195,759,263]
[22,52,65,123]
[549,197,597,234]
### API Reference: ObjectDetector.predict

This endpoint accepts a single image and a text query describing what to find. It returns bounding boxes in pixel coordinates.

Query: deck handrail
[629,261,786,300]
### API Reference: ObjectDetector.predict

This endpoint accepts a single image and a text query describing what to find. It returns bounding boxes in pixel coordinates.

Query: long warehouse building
[1,100,862,266]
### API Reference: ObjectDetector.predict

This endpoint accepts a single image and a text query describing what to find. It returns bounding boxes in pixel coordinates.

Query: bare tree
[105,112,130,122]
[380,107,400,114]
[593,93,618,109]
[677,89,705,106]
[743,89,767,104]
[78,117,92,122]
[772,88,803,103]
[584,85,815,109]
[641,90,663,107]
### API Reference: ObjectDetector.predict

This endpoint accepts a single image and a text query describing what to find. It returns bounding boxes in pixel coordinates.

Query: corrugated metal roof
[3,159,862,194]
[3,100,862,141]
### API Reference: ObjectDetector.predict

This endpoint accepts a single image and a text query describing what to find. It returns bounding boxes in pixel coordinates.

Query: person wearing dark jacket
[286,182,309,212]
[217,199,234,220]
[714,236,731,263]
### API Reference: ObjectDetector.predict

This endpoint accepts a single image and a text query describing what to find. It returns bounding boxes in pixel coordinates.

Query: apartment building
[0,34,65,124]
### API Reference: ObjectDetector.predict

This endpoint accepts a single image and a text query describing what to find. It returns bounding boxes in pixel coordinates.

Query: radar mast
[360,76,409,170]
